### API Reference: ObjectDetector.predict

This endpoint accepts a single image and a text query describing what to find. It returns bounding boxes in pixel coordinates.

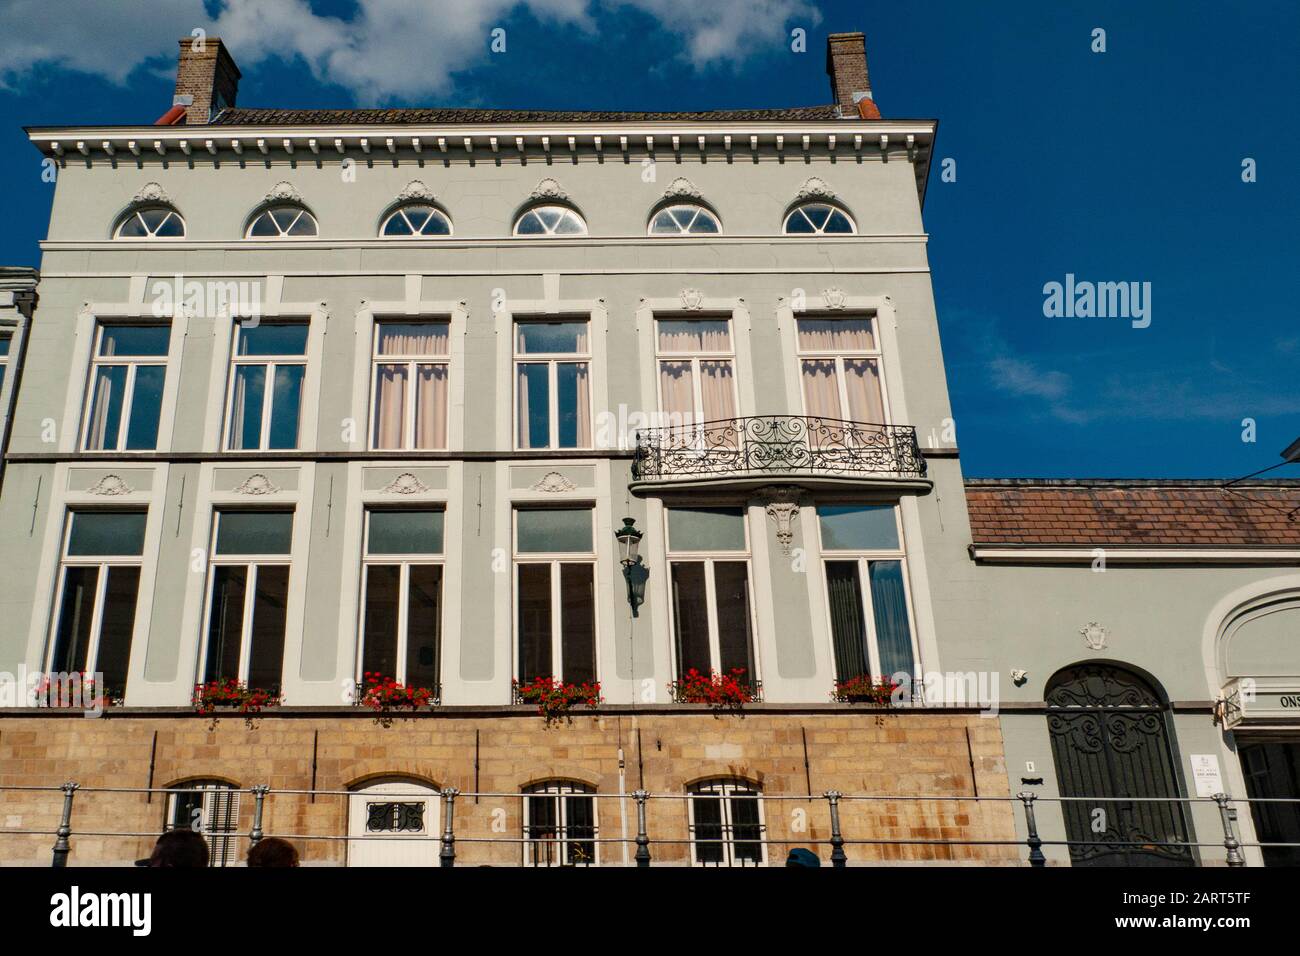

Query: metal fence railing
[0,782,1288,867]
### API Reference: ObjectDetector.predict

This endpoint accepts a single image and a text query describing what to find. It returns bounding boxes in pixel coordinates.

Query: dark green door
[1239,740,1300,866]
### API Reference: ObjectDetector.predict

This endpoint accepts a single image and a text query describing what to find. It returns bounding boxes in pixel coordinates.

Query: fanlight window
[116,206,185,239]
[649,204,721,235]
[247,205,318,238]
[783,202,855,235]
[381,204,452,237]
[514,205,587,237]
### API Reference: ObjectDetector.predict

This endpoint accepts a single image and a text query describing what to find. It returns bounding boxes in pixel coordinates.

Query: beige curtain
[572,362,591,446]
[657,320,730,353]
[801,359,842,420]
[796,318,875,352]
[843,359,885,425]
[700,361,736,421]
[659,361,696,425]
[378,324,449,356]
[414,364,448,448]
[373,364,408,449]
[86,367,118,450]
[517,364,533,447]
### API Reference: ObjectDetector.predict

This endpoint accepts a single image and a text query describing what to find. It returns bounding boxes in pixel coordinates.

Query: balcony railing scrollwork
[632,415,926,483]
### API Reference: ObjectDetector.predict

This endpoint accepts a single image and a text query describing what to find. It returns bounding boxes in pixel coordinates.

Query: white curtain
[373,364,408,449]
[378,324,449,356]
[86,367,118,450]
[844,359,885,425]
[796,318,875,351]
[657,321,730,353]
[415,364,448,449]
[659,361,695,425]
[571,363,591,447]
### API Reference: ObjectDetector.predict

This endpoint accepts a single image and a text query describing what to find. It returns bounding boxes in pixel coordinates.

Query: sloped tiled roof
[965,480,1300,547]
[209,105,848,126]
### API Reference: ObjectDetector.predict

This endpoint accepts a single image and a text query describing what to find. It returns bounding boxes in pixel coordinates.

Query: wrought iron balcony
[631,415,926,486]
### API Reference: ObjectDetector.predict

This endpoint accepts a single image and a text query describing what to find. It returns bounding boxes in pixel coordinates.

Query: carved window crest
[530,471,577,493]
[86,474,134,496]
[233,473,281,496]
[382,472,431,495]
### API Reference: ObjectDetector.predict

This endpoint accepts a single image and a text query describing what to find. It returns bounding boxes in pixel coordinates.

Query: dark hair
[148,829,210,867]
[247,836,300,867]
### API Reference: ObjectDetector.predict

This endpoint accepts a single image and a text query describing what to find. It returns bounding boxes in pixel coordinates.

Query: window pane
[699,361,736,421]
[383,211,413,236]
[560,564,595,685]
[0,333,9,356]
[204,566,247,683]
[650,210,678,233]
[517,363,550,449]
[377,322,449,356]
[657,320,730,353]
[658,361,695,420]
[516,322,587,354]
[869,560,914,677]
[785,208,815,234]
[667,507,746,552]
[124,364,165,450]
[100,325,170,357]
[671,562,711,677]
[229,365,265,450]
[842,359,885,423]
[797,317,875,352]
[216,511,293,555]
[85,366,126,450]
[518,564,552,683]
[713,562,754,676]
[51,566,99,672]
[805,204,831,230]
[237,323,308,356]
[527,794,558,865]
[555,362,589,448]
[118,214,149,238]
[247,565,289,692]
[554,210,585,234]
[516,508,592,553]
[361,565,400,680]
[406,565,442,689]
[825,209,854,233]
[270,208,298,232]
[372,364,408,449]
[96,566,140,699]
[817,505,899,551]
[692,794,725,864]
[68,511,146,557]
[566,794,596,865]
[730,792,764,863]
[414,365,448,449]
[826,561,868,681]
[286,212,316,236]
[267,364,304,449]
[516,211,545,235]
[368,510,443,555]
[249,212,279,237]
[154,212,184,238]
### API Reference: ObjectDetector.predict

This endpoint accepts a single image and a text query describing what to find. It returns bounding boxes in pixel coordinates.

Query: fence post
[439,787,458,867]
[249,785,269,846]
[51,782,79,868]
[632,789,651,867]
[1017,791,1046,867]
[824,790,847,868]
[1213,793,1246,867]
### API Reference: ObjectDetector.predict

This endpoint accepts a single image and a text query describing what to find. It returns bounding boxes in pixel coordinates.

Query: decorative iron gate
[1046,664,1193,866]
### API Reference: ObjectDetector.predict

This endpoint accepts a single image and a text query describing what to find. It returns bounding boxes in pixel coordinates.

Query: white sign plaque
[1190,754,1223,798]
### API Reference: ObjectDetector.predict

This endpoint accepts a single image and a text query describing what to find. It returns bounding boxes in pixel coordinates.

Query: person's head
[146,828,210,867]
[247,836,299,867]
[785,847,821,868]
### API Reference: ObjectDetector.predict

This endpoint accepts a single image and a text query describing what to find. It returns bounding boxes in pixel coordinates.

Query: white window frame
[512,319,593,451]
[198,510,293,686]
[0,330,11,398]
[648,203,722,235]
[356,508,445,688]
[223,321,308,452]
[512,507,598,682]
[793,313,892,426]
[81,323,170,451]
[512,204,588,237]
[687,779,767,867]
[782,201,857,235]
[368,320,451,451]
[521,780,599,867]
[654,317,739,426]
[114,206,186,240]
[45,510,144,678]
[816,504,921,682]
[245,205,318,239]
[164,781,240,867]
[663,507,759,682]
[379,204,453,237]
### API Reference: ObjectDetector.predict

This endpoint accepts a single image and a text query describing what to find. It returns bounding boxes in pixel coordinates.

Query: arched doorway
[346,778,440,867]
[1046,663,1193,866]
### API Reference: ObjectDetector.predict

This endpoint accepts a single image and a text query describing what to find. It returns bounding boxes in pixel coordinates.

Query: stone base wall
[0,709,1019,866]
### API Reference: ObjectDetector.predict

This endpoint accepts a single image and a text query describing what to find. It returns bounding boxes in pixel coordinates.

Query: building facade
[0,32,1296,867]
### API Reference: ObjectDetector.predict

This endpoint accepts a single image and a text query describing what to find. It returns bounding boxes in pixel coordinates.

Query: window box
[192,678,282,715]
[831,674,900,705]
[669,668,761,706]
[357,673,440,712]
[33,673,112,710]
[513,677,602,724]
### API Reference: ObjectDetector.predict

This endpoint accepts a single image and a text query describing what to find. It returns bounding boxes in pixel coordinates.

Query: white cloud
[0,0,818,98]
[988,356,1071,401]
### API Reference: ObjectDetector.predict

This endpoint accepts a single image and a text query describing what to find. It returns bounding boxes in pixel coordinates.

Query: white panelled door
[346,780,440,867]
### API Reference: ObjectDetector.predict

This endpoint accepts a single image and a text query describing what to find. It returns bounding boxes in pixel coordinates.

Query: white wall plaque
[1189,754,1223,798]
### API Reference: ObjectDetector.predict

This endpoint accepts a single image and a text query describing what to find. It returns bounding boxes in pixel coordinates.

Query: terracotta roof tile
[209,105,845,126]
[965,480,1300,547]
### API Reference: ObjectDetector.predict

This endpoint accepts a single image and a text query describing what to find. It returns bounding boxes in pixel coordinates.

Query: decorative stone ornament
[132,182,171,205]
[263,181,304,205]
[679,288,706,311]
[233,473,281,496]
[86,474,134,496]
[1081,622,1109,651]
[395,180,436,203]
[1011,669,1029,687]
[822,287,849,310]
[795,176,835,201]
[529,178,569,202]
[760,485,802,555]
[530,471,577,493]
[662,177,703,199]
[383,472,431,495]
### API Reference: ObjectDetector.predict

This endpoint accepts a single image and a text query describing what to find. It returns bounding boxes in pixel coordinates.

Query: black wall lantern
[615,516,648,615]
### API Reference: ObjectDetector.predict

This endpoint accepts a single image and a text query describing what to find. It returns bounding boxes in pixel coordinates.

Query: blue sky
[1,0,1296,479]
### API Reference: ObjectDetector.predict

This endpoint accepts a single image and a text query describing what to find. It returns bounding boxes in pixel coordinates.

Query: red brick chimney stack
[826,32,874,118]
[172,38,241,125]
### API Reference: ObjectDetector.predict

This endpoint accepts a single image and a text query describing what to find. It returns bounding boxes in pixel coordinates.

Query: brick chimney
[826,32,874,118]
[172,37,241,125]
